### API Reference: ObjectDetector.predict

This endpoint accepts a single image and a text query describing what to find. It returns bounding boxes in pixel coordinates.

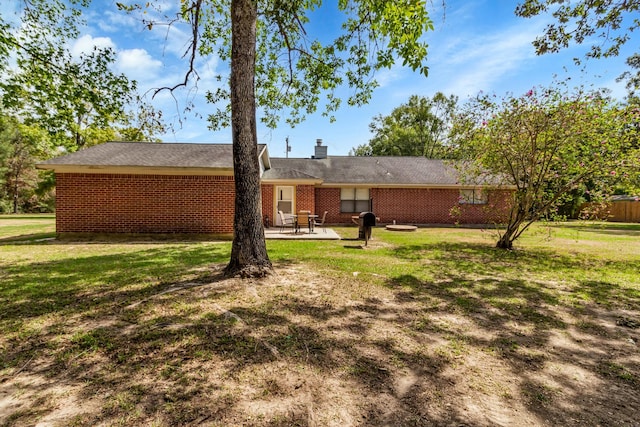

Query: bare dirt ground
[1,260,639,426]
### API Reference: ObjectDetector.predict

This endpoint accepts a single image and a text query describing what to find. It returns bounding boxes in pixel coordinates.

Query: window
[459,189,487,205]
[341,188,370,212]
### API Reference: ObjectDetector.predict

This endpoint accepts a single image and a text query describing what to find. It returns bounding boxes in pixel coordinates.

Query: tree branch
[152,0,203,98]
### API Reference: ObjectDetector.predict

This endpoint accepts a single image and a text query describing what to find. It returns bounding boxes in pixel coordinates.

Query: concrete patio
[264,227,341,240]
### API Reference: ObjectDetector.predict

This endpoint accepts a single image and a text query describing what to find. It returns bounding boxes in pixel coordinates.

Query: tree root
[223,262,274,279]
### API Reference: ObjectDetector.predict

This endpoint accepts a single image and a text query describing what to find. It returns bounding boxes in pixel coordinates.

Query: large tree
[122,0,434,277]
[457,85,637,249]
[350,93,459,158]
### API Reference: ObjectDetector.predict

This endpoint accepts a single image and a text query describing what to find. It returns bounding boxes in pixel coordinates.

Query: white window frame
[275,186,295,225]
[340,188,370,213]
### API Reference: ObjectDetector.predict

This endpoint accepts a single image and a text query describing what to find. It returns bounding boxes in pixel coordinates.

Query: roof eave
[36,164,235,176]
[259,145,271,170]
[261,178,324,185]
[317,182,517,189]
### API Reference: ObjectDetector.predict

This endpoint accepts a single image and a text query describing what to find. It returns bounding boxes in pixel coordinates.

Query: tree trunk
[224,0,273,278]
[496,211,525,250]
[496,232,514,249]
[12,165,21,214]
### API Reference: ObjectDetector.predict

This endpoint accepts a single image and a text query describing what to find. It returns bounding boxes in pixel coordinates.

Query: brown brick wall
[316,187,512,225]
[56,173,235,234]
[315,188,344,224]
[55,173,513,234]
[261,184,274,226]
[295,185,316,213]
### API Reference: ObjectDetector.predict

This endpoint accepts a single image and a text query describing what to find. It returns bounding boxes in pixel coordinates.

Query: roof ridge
[271,167,320,179]
[103,141,236,146]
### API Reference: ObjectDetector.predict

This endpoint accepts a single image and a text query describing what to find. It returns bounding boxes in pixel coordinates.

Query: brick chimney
[313,138,327,159]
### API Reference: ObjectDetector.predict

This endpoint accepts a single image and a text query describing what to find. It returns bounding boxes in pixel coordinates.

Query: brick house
[37,140,513,236]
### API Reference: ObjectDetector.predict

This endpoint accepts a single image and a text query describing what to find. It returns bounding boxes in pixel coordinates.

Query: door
[275,186,294,225]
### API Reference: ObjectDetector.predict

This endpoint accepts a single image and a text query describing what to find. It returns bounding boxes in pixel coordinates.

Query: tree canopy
[350,93,459,158]
[0,0,165,212]
[161,0,434,131]
[516,0,640,60]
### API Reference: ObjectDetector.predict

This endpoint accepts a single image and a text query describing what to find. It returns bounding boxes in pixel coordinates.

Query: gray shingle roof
[262,168,321,181]
[38,142,264,169]
[38,142,495,187]
[263,156,463,186]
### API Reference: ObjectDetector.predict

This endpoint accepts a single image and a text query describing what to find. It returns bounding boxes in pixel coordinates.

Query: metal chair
[278,210,295,233]
[313,211,328,233]
[297,210,310,233]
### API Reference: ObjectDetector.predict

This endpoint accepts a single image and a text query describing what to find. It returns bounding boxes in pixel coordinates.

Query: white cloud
[70,34,116,58]
[152,23,193,59]
[374,63,404,88]
[436,23,544,98]
[97,10,139,33]
[116,48,163,82]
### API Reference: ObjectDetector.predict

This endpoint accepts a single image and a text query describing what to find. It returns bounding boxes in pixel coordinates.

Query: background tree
[516,0,640,199]
[614,55,640,196]
[1,28,162,151]
[0,114,53,213]
[457,85,636,249]
[350,93,459,158]
[123,0,434,277]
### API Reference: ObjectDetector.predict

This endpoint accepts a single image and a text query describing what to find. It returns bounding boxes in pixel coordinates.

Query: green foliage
[456,84,638,248]
[617,53,640,103]
[350,93,459,158]
[0,0,165,151]
[132,0,434,129]
[0,115,54,213]
[515,0,640,61]
[117,0,434,276]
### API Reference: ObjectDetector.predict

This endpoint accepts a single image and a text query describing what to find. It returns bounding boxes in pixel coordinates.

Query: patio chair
[313,211,328,233]
[278,210,295,233]
[297,210,311,233]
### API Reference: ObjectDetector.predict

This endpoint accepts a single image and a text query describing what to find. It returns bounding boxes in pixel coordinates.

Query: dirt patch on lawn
[1,264,638,426]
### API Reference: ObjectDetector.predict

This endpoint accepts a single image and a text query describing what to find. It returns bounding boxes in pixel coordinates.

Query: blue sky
[4,0,638,157]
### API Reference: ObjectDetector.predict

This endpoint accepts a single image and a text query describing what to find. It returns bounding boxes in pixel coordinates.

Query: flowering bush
[454,84,637,249]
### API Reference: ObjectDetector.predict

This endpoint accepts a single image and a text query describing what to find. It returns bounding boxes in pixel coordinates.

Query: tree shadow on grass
[0,232,56,243]
[382,251,639,427]
[0,249,480,426]
[1,239,639,426]
[392,241,638,300]
[0,243,230,324]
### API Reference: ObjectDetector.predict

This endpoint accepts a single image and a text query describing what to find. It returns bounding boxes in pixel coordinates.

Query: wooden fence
[608,200,640,223]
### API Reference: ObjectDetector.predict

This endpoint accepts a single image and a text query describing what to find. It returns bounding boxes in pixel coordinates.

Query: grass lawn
[0,216,638,426]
